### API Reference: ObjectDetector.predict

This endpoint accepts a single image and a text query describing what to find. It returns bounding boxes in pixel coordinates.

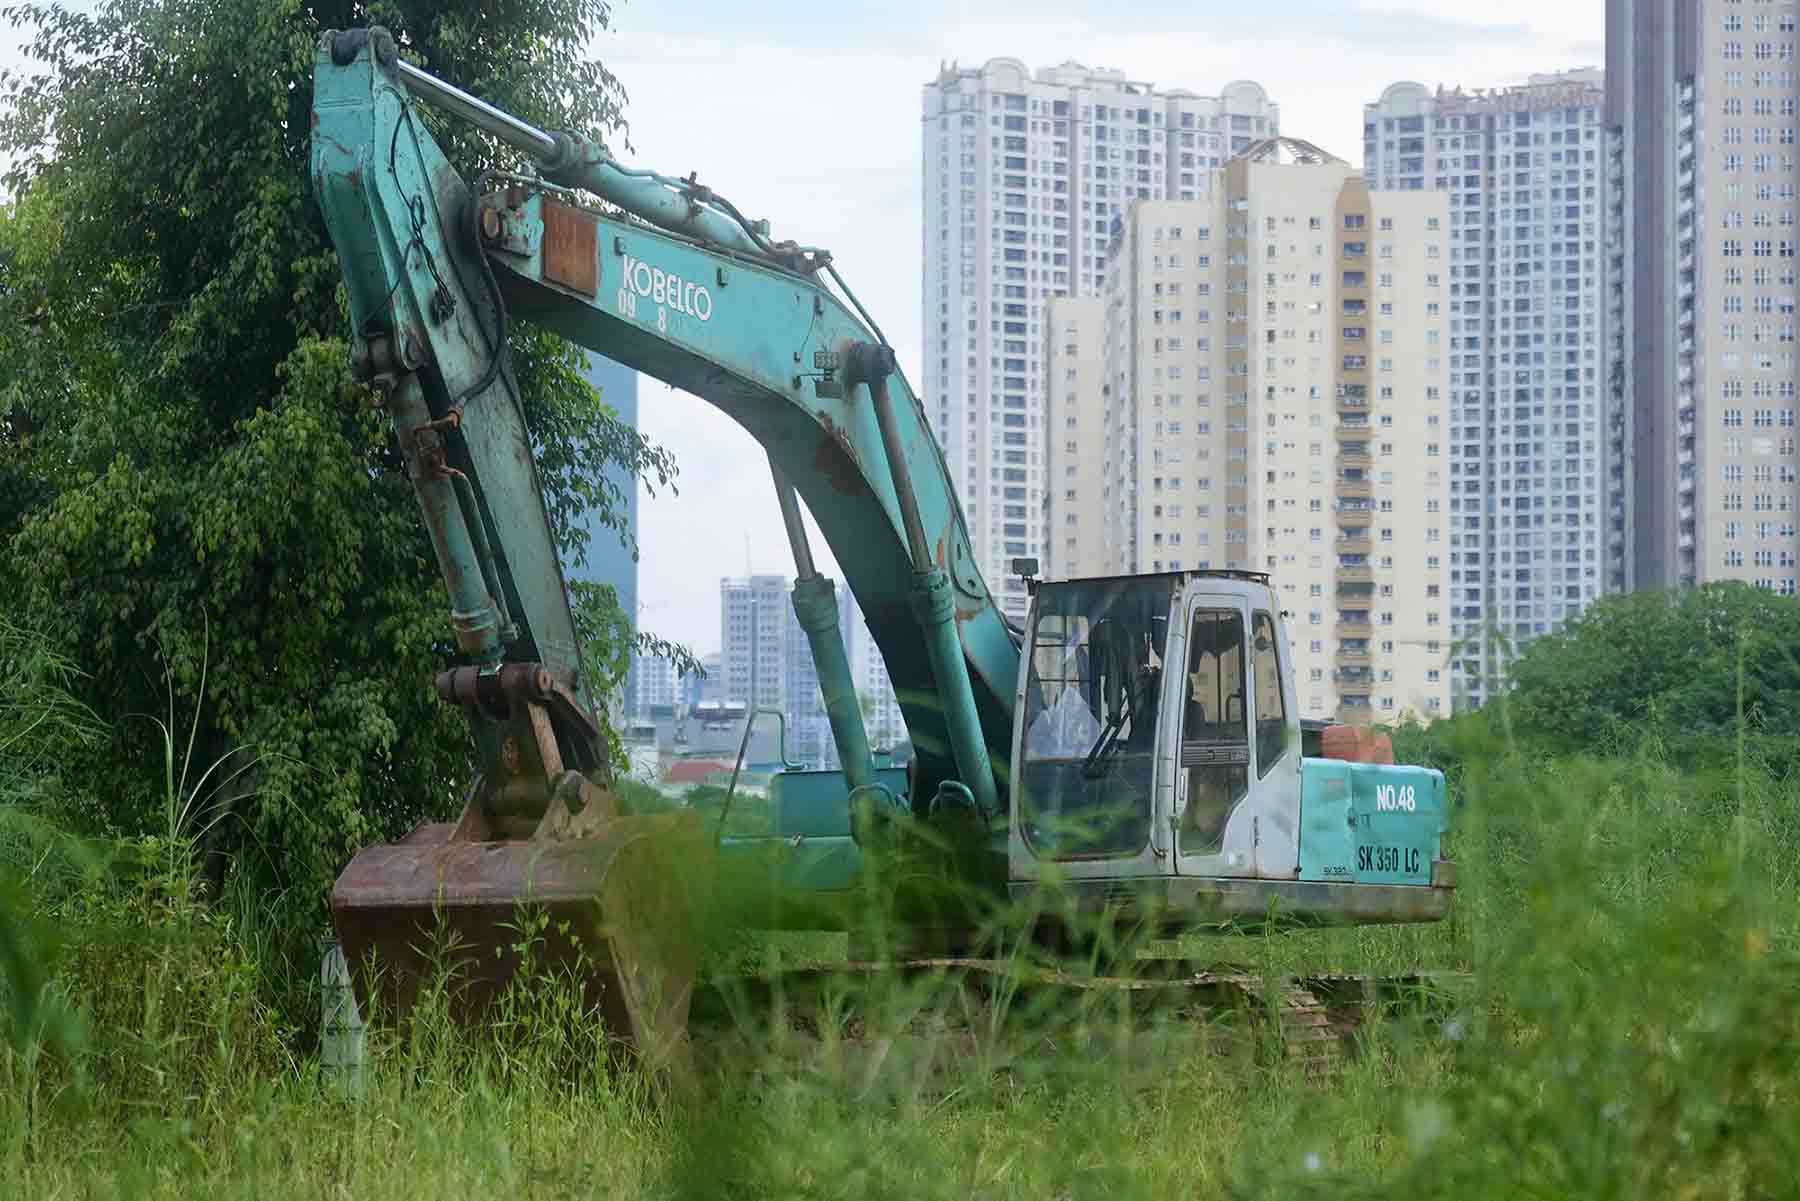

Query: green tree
[1502,583,1800,770]
[0,0,676,911]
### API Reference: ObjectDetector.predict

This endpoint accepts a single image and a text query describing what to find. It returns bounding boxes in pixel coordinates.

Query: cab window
[1178,606,1247,856]
[1018,575,1176,859]
[1251,610,1288,777]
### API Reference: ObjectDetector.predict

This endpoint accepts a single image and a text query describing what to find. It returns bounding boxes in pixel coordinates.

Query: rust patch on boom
[812,413,866,496]
[542,199,599,296]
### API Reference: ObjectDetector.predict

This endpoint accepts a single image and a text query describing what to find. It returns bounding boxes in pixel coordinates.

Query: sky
[593,0,1604,656]
[1,1,1607,658]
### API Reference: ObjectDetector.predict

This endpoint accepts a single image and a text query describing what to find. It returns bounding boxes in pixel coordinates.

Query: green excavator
[310,28,1456,1073]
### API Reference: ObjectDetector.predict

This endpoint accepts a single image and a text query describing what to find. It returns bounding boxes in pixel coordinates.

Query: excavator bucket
[330,804,710,1077]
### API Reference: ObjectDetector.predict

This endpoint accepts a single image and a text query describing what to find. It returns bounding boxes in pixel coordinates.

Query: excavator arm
[310,28,1028,1055]
[312,28,1020,825]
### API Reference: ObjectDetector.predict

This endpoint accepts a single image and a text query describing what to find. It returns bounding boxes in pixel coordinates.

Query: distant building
[841,589,905,751]
[1363,70,1607,707]
[1607,0,1800,598]
[715,574,903,770]
[1058,136,1452,723]
[719,575,790,711]
[689,653,720,709]
[922,57,1280,622]
[631,650,679,717]
[567,354,640,721]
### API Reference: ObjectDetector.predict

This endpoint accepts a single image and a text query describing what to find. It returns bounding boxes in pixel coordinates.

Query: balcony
[1336,535,1373,556]
[1337,506,1373,528]
[1338,449,1373,469]
[1337,564,1375,584]
[1337,614,1373,635]
[1337,477,1374,499]
[1336,417,1371,434]
[1336,646,1372,666]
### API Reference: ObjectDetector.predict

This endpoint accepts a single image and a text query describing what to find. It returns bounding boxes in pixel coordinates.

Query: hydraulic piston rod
[849,343,998,820]
[390,52,784,267]
[771,461,877,797]
[392,57,558,159]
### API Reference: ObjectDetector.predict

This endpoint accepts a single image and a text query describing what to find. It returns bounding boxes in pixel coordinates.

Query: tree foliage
[0,616,106,1050]
[0,0,677,905]
[1410,584,1800,776]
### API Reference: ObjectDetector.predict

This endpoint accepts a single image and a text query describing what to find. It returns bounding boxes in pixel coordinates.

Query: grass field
[5,737,1800,1200]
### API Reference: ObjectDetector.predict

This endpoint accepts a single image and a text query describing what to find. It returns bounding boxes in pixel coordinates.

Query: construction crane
[310,28,1455,1074]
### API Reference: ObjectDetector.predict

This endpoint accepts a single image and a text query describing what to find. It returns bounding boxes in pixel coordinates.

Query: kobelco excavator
[310,27,1455,1074]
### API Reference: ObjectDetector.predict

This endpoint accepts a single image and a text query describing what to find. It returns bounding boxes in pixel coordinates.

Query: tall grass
[4,643,1800,1196]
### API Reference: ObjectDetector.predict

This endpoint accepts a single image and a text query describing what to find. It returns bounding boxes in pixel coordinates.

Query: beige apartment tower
[1048,137,1452,723]
[1044,295,1111,579]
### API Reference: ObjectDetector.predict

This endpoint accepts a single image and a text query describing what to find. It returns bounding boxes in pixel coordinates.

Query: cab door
[1007,577,1182,885]
[1170,585,1302,879]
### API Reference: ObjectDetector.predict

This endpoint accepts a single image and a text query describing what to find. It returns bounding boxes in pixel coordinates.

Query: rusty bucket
[330,802,709,1078]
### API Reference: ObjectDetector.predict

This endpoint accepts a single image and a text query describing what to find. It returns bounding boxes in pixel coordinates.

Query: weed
[5,623,1800,1196]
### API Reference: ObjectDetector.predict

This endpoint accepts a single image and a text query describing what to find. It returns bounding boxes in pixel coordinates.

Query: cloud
[604,2,1600,654]
[1349,0,1603,46]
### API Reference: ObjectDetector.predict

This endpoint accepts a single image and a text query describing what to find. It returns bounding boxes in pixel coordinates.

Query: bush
[1499,583,1800,773]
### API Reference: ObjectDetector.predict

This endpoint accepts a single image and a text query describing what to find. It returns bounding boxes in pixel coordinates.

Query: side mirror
[1254,635,1272,653]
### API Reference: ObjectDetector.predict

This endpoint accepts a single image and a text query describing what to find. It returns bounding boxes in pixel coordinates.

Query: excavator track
[689,958,1469,1087]
[1277,986,1339,1079]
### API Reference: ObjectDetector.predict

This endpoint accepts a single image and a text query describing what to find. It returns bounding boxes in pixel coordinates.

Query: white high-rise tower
[1363,70,1608,709]
[921,58,1278,618]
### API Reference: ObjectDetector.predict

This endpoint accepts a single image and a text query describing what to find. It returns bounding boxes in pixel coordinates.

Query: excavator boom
[312,27,1018,827]
[310,27,1026,1060]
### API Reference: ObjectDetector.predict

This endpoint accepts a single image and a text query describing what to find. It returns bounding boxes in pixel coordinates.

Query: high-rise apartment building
[1044,295,1109,578]
[1363,71,1608,708]
[840,591,906,750]
[717,575,903,768]
[631,651,680,717]
[692,654,721,707]
[1607,1,1799,597]
[922,58,1279,619]
[719,574,789,713]
[1066,138,1451,722]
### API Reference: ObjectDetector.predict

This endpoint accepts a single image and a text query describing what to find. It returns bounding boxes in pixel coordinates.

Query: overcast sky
[3,1,1605,657]
[597,0,1604,656]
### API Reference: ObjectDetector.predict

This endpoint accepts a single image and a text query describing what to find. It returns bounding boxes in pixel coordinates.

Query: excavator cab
[1008,570,1454,929]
